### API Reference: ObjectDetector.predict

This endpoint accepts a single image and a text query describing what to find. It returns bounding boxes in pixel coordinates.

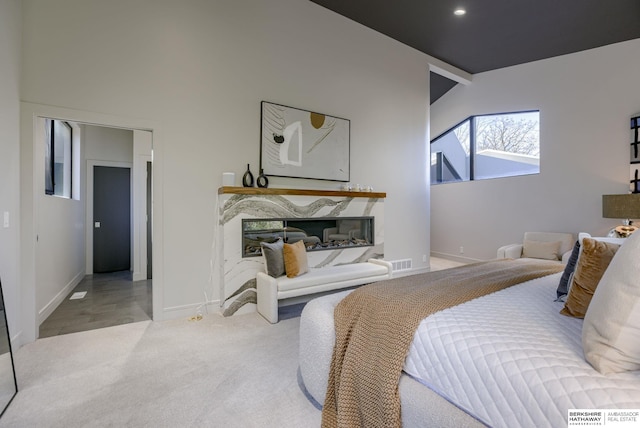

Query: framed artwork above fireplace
[260,101,350,182]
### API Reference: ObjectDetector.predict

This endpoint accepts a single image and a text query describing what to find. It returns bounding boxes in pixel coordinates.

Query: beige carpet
[2,258,465,427]
[1,312,321,428]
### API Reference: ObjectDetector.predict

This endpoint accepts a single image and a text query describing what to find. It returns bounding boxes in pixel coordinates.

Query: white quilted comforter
[403,272,640,428]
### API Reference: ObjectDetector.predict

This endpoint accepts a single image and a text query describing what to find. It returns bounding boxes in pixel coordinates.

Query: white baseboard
[38,270,85,325]
[10,330,21,350]
[430,251,482,264]
[392,266,430,278]
[132,271,147,282]
[162,300,222,321]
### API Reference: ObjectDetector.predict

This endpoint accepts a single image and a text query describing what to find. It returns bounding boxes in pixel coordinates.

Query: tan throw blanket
[321,258,564,428]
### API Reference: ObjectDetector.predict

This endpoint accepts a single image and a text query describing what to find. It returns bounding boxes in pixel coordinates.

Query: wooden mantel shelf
[218,186,386,198]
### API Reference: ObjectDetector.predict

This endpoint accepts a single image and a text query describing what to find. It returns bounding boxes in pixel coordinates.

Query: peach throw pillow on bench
[283,240,309,278]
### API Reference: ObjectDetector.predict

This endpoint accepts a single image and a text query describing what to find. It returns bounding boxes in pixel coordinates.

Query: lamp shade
[602,194,640,219]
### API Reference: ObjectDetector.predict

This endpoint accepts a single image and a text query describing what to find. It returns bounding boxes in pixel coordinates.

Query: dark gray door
[94,166,131,273]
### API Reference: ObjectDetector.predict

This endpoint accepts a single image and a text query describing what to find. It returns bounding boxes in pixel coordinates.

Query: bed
[298,233,640,427]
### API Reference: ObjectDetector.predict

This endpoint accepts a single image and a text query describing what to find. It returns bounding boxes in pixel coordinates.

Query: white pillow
[522,239,562,260]
[573,232,626,280]
[582,230,640,374]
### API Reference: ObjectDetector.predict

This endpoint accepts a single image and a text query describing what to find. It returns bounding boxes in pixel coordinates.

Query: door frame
[20,102,164,345]
[86,161,133,275]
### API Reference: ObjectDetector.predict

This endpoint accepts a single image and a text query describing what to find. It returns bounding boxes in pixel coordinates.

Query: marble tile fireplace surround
[217,187,386,316]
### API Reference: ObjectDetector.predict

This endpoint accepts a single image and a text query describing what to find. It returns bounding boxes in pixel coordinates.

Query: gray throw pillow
[261,239,285,277]
[556,240,580,300]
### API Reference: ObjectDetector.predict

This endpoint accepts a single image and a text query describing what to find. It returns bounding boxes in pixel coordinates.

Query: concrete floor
[39,271,152,338]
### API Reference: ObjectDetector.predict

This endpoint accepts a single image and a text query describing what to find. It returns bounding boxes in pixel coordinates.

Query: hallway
[39,272,152,338]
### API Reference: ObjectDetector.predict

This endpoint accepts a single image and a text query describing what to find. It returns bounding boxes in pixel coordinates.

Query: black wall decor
[242,164,254,187]
[631,115,640,193]
[257,169,269,188]
[631,116,640,164]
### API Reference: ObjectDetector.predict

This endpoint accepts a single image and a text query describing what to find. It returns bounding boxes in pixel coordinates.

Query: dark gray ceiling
[311,0,640,103]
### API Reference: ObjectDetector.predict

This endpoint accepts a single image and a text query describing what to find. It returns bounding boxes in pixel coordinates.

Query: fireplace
[243,217,374,257]
[218,187,385,316]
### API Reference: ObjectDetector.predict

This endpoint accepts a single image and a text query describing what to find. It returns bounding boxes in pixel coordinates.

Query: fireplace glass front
[243,217,374,257]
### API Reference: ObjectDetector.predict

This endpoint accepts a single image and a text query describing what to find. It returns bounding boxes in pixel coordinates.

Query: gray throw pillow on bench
[261,239,285,277]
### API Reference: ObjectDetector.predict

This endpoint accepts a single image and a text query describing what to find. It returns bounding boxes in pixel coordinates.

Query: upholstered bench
[256,259,392,323]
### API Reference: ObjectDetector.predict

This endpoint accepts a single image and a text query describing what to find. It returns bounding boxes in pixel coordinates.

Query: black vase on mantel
[257,169,269,188]
[242,164,254,187]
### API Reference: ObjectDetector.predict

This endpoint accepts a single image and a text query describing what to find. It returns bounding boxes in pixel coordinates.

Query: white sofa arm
[497,244,523,259]
[348,229,362,240]
[256,272,279,324]
[561,250,572,265]
[323,227,337,242]
[368,258,393,278]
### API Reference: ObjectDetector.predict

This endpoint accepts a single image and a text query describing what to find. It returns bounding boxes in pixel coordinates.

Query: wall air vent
[391,259,412,272]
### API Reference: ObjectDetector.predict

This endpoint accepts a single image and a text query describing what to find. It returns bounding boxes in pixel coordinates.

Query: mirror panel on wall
[0,278,17,417]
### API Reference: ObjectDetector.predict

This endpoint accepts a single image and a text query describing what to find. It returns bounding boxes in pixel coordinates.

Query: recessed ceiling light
[454,8,466,16]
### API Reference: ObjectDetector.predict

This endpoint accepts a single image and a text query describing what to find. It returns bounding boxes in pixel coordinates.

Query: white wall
[35,118,86,325]
[0,0,21,341]
[430,39,640,261]
[83,125,133,163]
[20,0,433,329]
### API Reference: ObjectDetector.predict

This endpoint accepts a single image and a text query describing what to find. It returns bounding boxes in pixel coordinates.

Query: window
[44,119,72,198]
[431,111,540,184]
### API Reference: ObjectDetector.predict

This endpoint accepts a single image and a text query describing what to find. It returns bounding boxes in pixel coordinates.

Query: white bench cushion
[277,263,389,292]
[257,259,392,323]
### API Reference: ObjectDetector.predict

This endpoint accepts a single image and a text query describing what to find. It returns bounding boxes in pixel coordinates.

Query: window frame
[430,109,540,184]
[45,119,73,198]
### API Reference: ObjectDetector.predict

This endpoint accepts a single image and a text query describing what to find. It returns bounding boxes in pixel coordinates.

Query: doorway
[42,123,153,337]
[39,126,153,338]
[21,103,164,345]
[38,120,154,338]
